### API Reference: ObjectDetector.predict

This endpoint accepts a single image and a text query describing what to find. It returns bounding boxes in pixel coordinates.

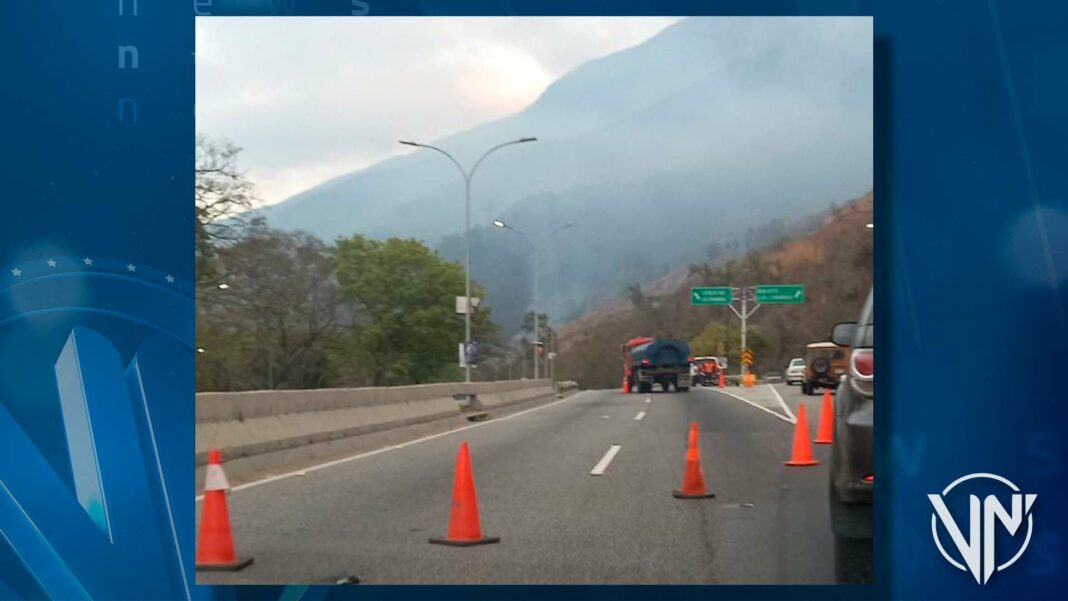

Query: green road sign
[691,287,733,306]
[755,284,805,304]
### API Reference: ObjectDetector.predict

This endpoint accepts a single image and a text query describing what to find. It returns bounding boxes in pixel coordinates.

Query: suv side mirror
[831,322,857,346]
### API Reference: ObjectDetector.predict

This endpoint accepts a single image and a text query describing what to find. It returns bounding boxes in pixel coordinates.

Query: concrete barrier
[556,381,578,395]
[196,380,574,481]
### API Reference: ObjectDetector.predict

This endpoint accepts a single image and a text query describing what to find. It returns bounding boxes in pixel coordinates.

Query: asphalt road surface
[197,384,858,585]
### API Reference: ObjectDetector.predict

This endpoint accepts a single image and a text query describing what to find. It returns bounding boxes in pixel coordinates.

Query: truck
[622,337,692,393]
[691,356,727,387]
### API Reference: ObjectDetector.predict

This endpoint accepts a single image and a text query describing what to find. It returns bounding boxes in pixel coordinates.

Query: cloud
[195,17,682,205]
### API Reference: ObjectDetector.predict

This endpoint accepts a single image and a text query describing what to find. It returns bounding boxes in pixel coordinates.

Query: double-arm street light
[399,137,537,383]
[492,220,574,381]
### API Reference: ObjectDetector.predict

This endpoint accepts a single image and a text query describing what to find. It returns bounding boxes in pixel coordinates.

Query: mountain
[256,17,873,333]
[554,192,874,389]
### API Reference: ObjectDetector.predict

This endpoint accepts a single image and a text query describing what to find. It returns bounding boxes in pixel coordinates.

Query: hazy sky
[196,17,682,206]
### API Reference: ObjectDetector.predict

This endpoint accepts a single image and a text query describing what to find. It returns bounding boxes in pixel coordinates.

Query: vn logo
[928,473,1037,584]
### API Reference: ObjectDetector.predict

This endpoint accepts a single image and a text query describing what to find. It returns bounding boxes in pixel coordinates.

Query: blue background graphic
[1,0,1066,599]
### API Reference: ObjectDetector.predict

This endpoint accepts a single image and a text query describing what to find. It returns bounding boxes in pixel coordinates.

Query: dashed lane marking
[590,445,622,476]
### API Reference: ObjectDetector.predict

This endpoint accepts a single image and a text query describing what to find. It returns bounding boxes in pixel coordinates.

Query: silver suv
[828,288,873,583]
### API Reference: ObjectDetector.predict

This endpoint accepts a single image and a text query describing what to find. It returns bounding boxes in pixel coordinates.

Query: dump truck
[622,338,692,393]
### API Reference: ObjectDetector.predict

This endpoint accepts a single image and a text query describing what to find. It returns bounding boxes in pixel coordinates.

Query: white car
[785,358,805,385]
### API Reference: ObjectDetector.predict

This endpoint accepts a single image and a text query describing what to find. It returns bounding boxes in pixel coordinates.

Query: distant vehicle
[621,337,653,394]
[623,338,692,393]
[828,288,873,582]
[785,358,805,385]
[690,356,725,387]
[801,342,849,395]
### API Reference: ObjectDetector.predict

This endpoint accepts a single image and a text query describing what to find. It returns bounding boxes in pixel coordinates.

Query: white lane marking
[707,388,795,424]
[601,415,612,419]
[634,411,646,421]
[645,397,651,404]
[767,384,796,421]
[196,390,588,501]
[590,445,622,476]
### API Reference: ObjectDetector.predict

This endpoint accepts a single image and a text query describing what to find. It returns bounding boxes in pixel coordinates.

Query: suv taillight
[851,348,873,380]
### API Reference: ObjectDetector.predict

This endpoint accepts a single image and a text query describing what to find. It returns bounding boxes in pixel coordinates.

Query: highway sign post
[694,284,805,378]
[755,285,804,304]
[691,287,733,305]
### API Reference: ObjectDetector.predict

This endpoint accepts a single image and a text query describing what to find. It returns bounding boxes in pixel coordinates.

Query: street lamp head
[398,140,418,146]
[196,347,205,354]
[217,282,230,290]
[517,137,537,144]
[492,219,507,228]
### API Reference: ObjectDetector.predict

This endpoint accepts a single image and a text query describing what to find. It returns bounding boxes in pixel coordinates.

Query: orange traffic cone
[429,442,500,546]
[673,422,715,499]
[622,375,630,394]
[814,389,834,444]
[686,420,698,446]
[785,404,819,466]
[196,450,253,571]
[718,372,726,388]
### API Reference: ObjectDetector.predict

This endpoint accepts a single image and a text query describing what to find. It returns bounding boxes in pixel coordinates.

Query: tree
[334,236,497,385]
[195,135,258,285]
[196,226,341,391]
[704,240,725,264]
[520,311,551,341]
[519,310,555,375]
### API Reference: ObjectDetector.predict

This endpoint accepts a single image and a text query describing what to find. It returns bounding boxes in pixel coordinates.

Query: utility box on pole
[455,296,481,314]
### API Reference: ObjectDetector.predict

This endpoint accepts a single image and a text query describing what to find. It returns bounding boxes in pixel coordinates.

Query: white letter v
[929,494,982,584]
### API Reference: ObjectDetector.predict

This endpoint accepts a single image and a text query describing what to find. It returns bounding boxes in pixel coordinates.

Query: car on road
[785,357,805,385]
[690,356,725,387]
[828,288,873,583]
[800,342,848,395]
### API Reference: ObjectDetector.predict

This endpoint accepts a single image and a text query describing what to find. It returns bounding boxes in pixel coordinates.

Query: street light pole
[493,220,573,381]
[464,172,472,382]
[400,137,536,384]
[533,244,540,379]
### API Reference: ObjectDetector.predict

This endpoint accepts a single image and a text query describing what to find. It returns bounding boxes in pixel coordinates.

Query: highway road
[197,384,863,585]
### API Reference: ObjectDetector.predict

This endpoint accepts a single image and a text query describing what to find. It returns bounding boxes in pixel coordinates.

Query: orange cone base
[196,557,254,572]
[784,459,819,467]
[672,490,715,499]
[428,535,500,547]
